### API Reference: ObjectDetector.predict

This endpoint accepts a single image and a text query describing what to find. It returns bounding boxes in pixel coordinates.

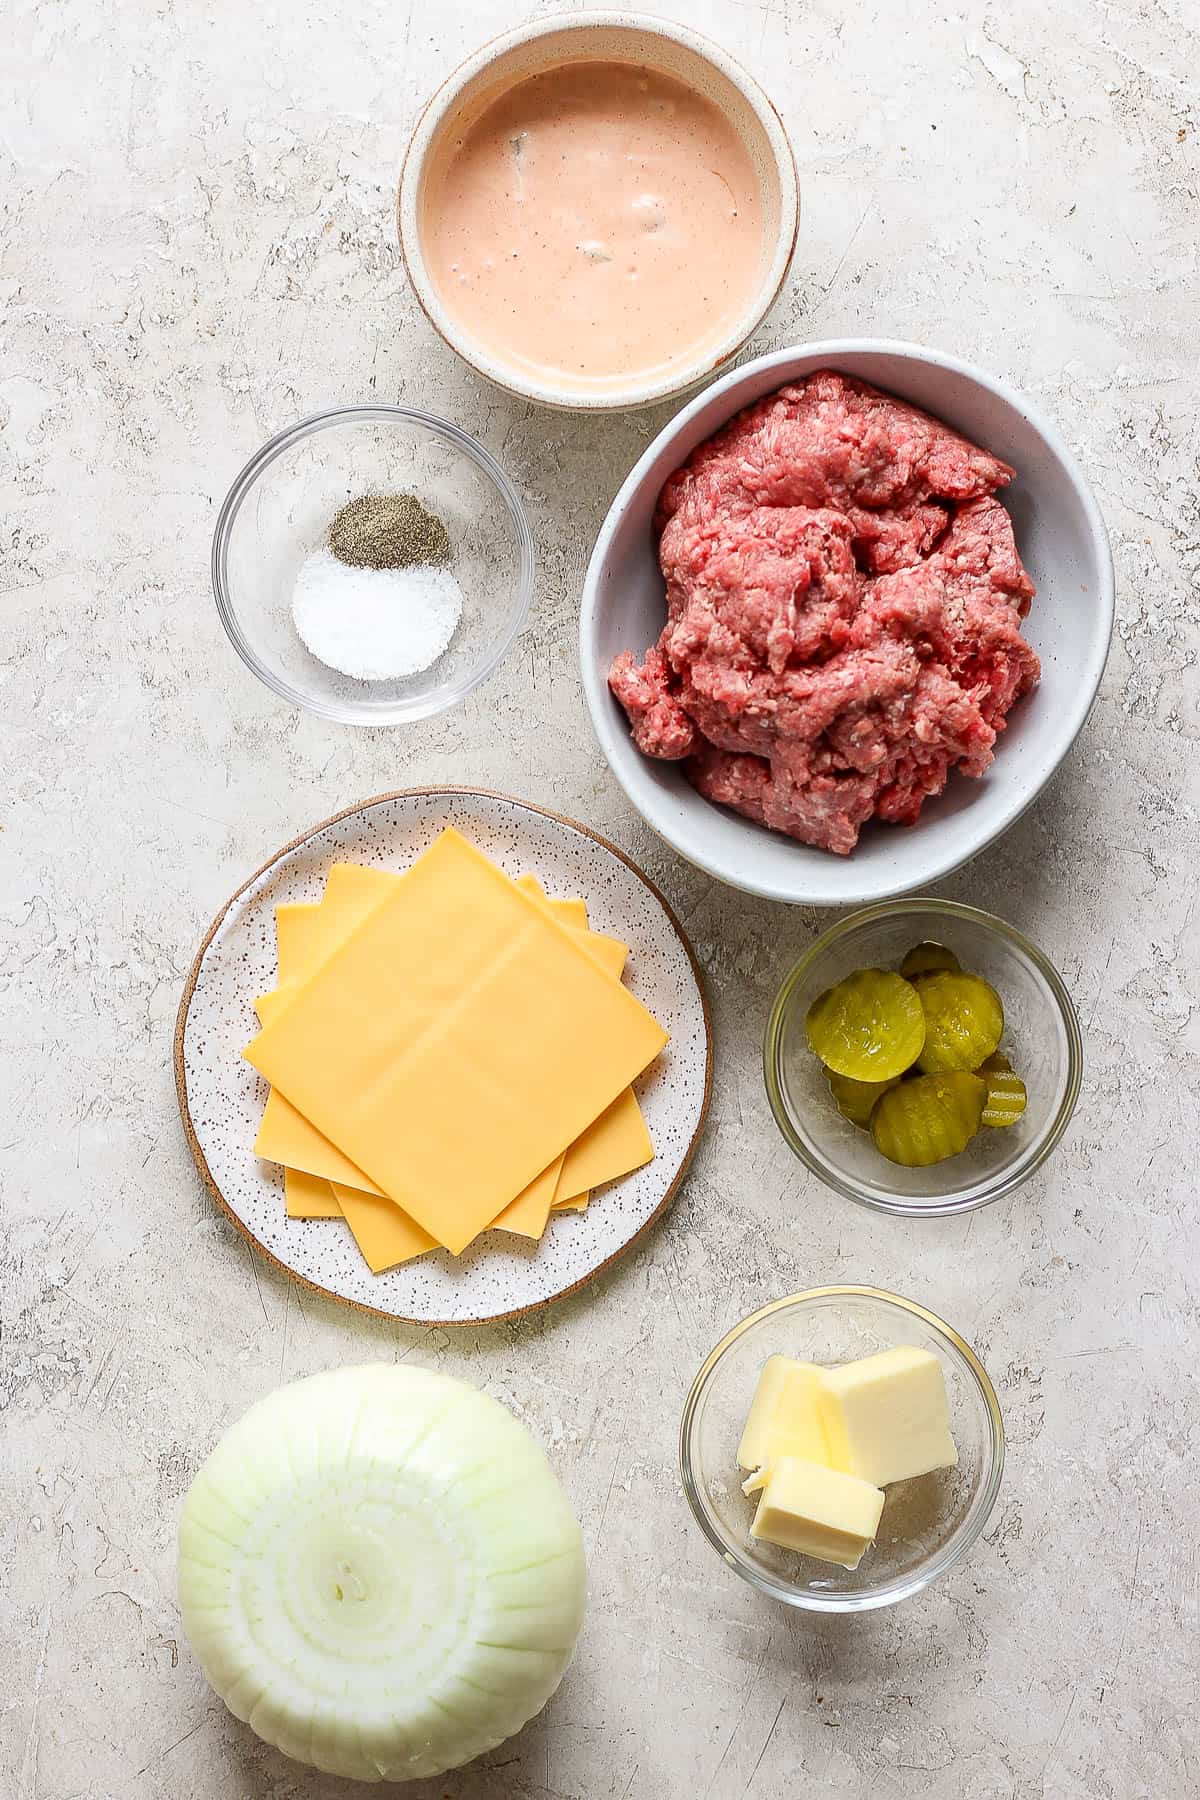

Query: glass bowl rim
[763,897,1084,1217]
[678,1284,1006,1612]
[210,403,537,726]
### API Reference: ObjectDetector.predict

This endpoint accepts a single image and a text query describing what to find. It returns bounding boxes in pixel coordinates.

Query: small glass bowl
[212,406,535,725]
[764,899,1082,1216]
[679,1287,1004,1611]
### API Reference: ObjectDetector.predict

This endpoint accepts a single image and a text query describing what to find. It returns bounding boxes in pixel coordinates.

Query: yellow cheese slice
[330,1183,437,1272]
[496,891,598,1237]
[574,932,627,981]
[549,1090,658,1215]
[272,872,553,1270]
[520,875,638,1203]
[257,863,427,1209]
[263,1076,596,1232]
[327,1158,564,1269]
[517,872,578,912]
[519,878,588,931]
[257,863,402,1026]
[519,873,627,1210]
[256,870,629,1204]
[256,1091,384,1195]
[261,859,644,1258]
[272,877,610,1250]
[267,948,644,1229]
[554,1086,654,1199]
[244,828,668,1254]
[257,861,425,1204]
[275,881,438,1272]
[272,872,438,1271]
[333,1157,565,1271]
[274,904,323,985]
[490,1154,565,1239]
[255,989,286,1029]
[516,876,627,974]
[284,1167,342,1219]
[258,872,625,1022]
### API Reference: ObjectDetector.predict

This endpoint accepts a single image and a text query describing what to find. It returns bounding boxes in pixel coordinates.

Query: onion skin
[178,1363,587,1782]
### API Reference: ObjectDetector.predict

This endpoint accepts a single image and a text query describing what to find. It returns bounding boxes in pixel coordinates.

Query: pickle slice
[871,1072,987,1166]
[915,972,1004,1073]
[805,970,926,1081]
[827,1069,901,1129]
[900,941,961,981]
[978,1053,1027,1127]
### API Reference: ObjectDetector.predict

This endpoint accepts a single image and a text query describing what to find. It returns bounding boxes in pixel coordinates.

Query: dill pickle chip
[915,972,1004,1073]
[899,941,961,980]
[871,1072,987,1166]
[978,1053,1028,1127]
[805,969,926,1081]
[827,1069,901,1129]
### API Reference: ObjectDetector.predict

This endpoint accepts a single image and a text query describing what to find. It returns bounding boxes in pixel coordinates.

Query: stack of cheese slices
[245,827,669,1272]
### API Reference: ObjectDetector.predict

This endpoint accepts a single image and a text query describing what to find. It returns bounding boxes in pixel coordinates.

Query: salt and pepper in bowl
[211,405,535,727]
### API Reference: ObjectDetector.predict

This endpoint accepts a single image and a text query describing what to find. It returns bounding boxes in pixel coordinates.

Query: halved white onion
[178,1364,586,1782]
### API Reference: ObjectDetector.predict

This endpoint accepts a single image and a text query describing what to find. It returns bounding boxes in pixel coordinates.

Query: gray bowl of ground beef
[580,339,1114,906]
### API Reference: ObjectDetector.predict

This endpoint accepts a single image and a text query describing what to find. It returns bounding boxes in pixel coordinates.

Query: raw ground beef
[609,371,1040,855]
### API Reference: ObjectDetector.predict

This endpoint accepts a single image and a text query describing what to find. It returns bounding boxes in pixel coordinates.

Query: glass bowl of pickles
[679,1287,1004,1611]
[764,900,1082,1215]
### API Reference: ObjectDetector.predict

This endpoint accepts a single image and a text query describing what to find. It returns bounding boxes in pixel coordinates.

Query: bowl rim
[763,898,1084,1215]
[678,1284,1006,1612]
[210,403,536,726]
[579,336,1117,903]
[397,10,800,412]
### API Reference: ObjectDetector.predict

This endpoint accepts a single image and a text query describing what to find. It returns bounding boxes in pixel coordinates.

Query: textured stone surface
[1,1,1197,1796]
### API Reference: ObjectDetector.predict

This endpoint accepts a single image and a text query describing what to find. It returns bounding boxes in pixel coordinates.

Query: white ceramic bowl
[580,340,1115,905]
[398,13,798,412]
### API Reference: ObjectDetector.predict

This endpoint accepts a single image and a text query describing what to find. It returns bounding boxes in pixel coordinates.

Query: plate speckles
[175,788,712,1324]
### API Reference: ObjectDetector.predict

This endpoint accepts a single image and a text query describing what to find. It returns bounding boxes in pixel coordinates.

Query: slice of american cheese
[268,868,568,1263]
[245,829,668,1254]
[284,1167,342,1220]
[256,1091,384,1194]
[256,862,403,1028]
[554,1087,654,1203]
[331,1183,436,1272]
[257,868,633,1216]
[488,1155,566,1240]
[271,867,434,1268]
[261,864,651,1250]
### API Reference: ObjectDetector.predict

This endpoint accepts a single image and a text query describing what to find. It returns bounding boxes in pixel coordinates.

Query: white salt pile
[291,549,463,682]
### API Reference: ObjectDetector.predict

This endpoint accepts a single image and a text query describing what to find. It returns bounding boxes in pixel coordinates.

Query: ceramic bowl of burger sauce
[399,13,798,412]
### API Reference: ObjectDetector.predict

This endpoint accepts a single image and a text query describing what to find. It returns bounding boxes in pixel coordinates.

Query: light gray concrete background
[2,0,1197,1795]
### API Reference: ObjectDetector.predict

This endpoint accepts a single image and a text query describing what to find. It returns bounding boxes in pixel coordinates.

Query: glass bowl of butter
[679,1287,1004,1611]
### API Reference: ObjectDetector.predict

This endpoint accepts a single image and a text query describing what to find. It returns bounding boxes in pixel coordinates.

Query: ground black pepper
[328,493,451,570]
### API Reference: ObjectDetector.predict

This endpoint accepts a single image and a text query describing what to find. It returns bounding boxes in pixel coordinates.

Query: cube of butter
[818,1345,958,1488]
[748,1456,885,1570]
[736,1356,827,1472]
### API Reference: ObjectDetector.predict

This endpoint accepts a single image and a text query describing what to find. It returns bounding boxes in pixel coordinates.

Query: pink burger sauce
[418,59,765,393]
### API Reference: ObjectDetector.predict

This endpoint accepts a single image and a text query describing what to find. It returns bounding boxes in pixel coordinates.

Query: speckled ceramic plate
[175,788,711,1325]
